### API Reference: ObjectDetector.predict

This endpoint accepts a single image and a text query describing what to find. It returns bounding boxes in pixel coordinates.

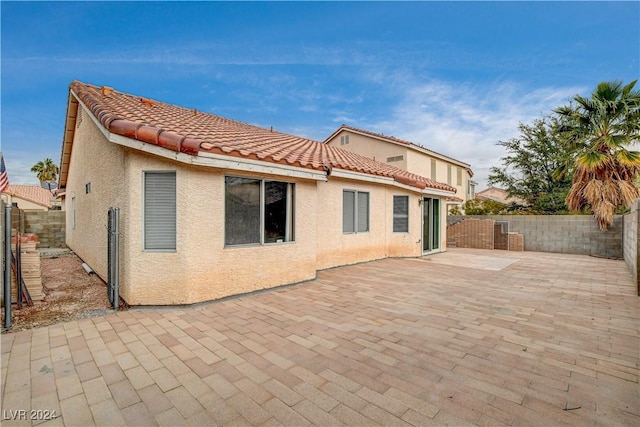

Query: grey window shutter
[357,192,369,232]
[144,172,176,250]
[343,191,355,233]
[393,195,409,232]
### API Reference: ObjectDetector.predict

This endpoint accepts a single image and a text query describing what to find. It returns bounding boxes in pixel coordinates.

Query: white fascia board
[330,168,456,198]
[193,152,327,181]
[78,99,327,182]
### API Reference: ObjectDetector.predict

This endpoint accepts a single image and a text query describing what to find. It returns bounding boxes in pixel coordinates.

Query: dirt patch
[2,252,121,333]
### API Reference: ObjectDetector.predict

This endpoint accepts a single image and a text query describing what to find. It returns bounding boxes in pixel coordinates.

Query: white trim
[73,95,327,182]
[331,168,456,197]
[194,152,327,181]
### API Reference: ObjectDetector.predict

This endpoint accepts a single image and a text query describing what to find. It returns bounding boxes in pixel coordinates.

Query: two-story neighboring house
[324,125,476,212]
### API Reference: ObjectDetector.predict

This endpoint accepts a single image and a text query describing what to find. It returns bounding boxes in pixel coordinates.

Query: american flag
[0,152,9,194]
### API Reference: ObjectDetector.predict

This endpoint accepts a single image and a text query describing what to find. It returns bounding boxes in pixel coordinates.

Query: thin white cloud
[372,80,586,189]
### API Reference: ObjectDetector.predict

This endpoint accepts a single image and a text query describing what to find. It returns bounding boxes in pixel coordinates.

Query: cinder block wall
[623,200,640,295]
[23,211,66,248]
[447,218,494,249]
[448,215,623,258]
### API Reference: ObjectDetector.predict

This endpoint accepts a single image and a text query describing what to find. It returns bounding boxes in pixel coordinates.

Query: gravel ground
[2,251,119,333]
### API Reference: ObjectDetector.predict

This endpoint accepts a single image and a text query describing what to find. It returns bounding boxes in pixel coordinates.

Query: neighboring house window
[468,181,476,199]
[143,171,177,251]
[85,182,91,194]
[430,159,436,180]
[393,195,409,232]
[340,134,350,145]
[71,196,76,230]
[343,190,369,233]
[457,168,462,186]
[387,155,403,162]
[447,165,452,185]
[225,176,295,246]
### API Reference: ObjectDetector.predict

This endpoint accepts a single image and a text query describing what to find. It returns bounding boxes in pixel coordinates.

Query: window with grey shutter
[357,191,369,232]
[430,159,436,180]
[393,195,409,232]
[144,171,176,251]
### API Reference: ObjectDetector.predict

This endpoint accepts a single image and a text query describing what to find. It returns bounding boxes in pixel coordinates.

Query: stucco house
[1,184,58,211]
[324,125,476,212]
[58,81,457,306]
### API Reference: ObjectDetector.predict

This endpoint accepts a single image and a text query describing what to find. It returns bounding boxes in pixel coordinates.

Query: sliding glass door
[423,197,440,253]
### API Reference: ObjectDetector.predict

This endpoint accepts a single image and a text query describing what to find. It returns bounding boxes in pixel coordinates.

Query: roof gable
[61,81,455,194]
[325,124,473,174]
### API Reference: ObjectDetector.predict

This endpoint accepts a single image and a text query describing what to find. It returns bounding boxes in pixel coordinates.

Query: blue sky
[1,1,638,188]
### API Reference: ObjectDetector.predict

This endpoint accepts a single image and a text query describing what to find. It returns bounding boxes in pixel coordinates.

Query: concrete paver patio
[1,248,638,426]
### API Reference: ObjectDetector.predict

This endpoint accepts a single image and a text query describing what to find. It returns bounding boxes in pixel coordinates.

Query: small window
[143,171,177,251]
[340,134,350,145]
[457,168,462,186]
[71,196,76,230]
[393,196,409,232]
[430,159,436,180]
[343,190,369,233]
[85,182,91,194]
[387,155,404,162]
[447,165,452,185]
[225,177,295,246]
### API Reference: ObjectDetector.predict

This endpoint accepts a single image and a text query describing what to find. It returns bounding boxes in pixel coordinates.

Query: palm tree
[555,80,640,230]
[31,158,60,188]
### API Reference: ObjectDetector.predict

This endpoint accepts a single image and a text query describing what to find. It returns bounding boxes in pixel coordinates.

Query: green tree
[555,80,640,230]
[462,198,508,215]
[488,117,573,213]
[31,158,60,184]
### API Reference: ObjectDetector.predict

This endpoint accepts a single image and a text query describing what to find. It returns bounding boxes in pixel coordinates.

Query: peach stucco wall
[315,177,423,270]
[328,130,471,203]
[326,132,409,170]
[65,109,127,279]
[66,113,448,306]
[121,151,318,305]
[0,194,48,211]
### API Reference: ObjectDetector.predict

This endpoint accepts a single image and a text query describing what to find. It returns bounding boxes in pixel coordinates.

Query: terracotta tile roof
[68,81,455,193]
[2,184,53,208]
[325,124,472,171]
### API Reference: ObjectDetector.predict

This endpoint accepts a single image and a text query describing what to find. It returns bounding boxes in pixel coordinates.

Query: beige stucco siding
[326,132,409,169]
[329,131,470,203]
[0,195,48,211]
[315,178,422,270]
[65,109,127,278]
[122,152,317,305]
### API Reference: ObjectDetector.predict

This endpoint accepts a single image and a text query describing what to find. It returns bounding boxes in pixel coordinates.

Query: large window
[225,177,295,246]
[144,171,177,251]
[343,190,369,233]
[393,195,409,232]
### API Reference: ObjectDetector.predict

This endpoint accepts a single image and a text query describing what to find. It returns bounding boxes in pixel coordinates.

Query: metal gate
[107,207,120,309]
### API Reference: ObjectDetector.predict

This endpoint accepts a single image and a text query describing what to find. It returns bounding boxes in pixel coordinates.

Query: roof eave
[58,90,79,188]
